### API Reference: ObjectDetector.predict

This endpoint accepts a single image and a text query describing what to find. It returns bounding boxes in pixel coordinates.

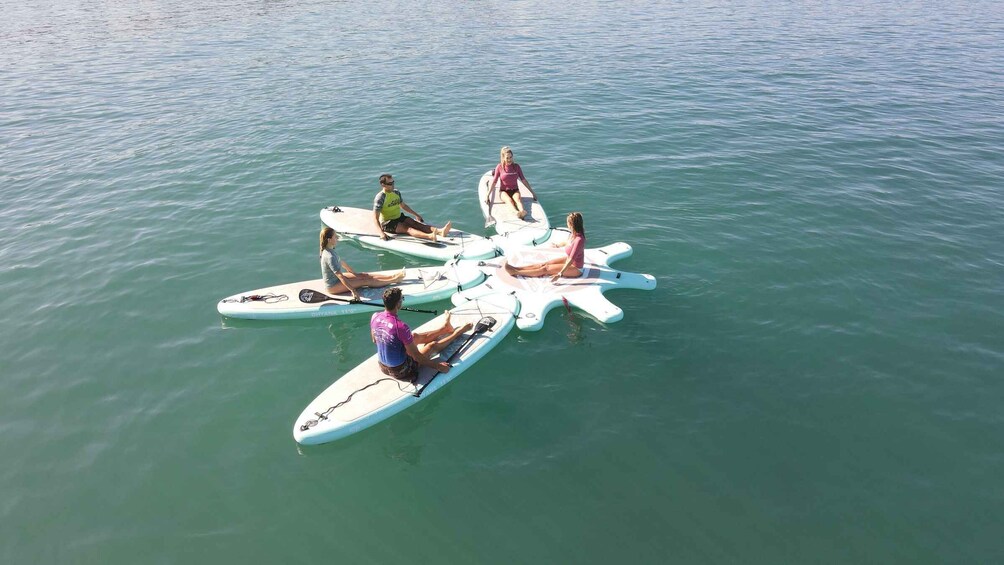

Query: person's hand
[351,291,362,301]
[436,361,451,373]
[415,215,424,223]
[381,233,389,241]
[550,274,560,283]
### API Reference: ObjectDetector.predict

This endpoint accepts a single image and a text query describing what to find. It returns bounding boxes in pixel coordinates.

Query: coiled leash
[221,293,288,304]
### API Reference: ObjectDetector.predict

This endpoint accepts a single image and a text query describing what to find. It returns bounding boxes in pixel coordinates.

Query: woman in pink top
[488,146,538,220]
[504,212,586,282]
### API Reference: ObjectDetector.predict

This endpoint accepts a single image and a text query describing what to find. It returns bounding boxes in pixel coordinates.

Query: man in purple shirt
[370,288,472,382]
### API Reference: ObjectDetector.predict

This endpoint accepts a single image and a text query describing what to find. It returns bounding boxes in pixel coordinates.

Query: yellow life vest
[375,189,403,222]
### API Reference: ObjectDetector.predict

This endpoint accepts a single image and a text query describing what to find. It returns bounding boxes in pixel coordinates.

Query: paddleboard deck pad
[293,293,519,445]
[217,263,484,320]
[321,206,498,261]
[478,170,550,237]
[454,236,656,331]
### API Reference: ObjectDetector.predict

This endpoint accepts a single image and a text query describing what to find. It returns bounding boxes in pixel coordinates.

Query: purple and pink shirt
[565,234,585,269]
[371,311,414,367]
[492,163,527,192]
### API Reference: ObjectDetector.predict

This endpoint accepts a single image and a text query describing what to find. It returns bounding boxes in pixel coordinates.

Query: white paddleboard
[478,170,550,237]
[293,293,520,445]
[320,206,498,261]
[217,264,484,320]
[454,232,656,331]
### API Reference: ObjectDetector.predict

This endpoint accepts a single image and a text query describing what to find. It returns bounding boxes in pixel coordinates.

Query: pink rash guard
[565,234,585,269]
[492,163,527,192]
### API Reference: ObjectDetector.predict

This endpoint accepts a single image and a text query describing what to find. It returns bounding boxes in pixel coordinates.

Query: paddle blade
[474,316,497,334]
[298,289,330,303]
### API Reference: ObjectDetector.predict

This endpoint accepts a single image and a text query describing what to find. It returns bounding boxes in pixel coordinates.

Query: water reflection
[564,311,585,345]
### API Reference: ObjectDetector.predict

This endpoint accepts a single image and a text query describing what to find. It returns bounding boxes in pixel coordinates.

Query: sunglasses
[382,179,395,186]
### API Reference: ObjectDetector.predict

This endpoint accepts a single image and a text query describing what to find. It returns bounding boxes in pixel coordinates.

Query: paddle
[484,177,497,228]
[297,289,438,315]
[413,316,496,397]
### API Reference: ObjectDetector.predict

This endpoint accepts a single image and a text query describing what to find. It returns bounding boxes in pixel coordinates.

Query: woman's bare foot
[458,322,473,334]
[442,310,453,331]
[517,209,527,220]
[393,269,406,283]
[439,221,452,237]
[503,261,518,275]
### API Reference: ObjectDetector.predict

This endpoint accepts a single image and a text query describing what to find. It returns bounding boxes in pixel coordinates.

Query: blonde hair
[499,145,514,164]
[319,227,336,253]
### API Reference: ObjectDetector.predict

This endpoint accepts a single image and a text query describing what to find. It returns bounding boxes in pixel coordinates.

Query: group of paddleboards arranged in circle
[218,150,657,446]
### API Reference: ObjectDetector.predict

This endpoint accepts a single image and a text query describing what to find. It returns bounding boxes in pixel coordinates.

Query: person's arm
[340,260,355,275]
[405,341,450,373]
[550,255,575,283]
[334,272,362,300]
[400,201,424,224]
[373,210,389,240]
[373,192,391,240]
[487,165,500,203]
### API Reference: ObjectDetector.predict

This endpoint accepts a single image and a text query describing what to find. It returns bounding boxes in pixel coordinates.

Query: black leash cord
[222,293,288,304]
[299,377,413,432]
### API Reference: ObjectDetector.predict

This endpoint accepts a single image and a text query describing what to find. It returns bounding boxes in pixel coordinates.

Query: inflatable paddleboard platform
[321,206,498,261]
[293,294,519,445]
[217,264,484,320]
[478,170,550,237]
[454,233,656,331]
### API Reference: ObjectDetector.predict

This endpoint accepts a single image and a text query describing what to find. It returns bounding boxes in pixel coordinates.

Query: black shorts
[500,187,520,198]
[378,356,419,383]
[381,215,411,234]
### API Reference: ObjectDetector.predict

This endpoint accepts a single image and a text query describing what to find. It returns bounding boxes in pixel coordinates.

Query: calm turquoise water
[3,1,1003,562]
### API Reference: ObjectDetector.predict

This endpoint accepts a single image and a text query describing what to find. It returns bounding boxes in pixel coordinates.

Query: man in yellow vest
[372,174,451,242]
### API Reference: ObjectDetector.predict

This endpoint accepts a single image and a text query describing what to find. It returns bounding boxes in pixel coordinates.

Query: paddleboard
[217,263,484,320]
[320,206,498,261]
[478,169,550,237]
[454,232,656,331]
[293,293,519,445]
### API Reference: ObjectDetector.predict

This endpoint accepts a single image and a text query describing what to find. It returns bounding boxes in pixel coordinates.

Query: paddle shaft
[414,318,494,397]
[299,289,437,314]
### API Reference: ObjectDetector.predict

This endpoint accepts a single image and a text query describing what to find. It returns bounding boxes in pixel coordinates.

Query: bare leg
[397,217,437,242]
[504,257,564,277]
[439,220,452,237]
[499,191,526,219]
[333,272,402,292]
[364,270,406,284]
[504,258,581,278]
[417,322,473,356]
[412,311,453,343]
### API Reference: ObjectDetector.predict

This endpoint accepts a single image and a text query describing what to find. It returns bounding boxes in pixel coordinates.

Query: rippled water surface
[2,0,1003,562]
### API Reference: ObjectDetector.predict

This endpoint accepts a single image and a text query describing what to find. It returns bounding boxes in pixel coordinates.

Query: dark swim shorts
[380,215,411,234]
[378,356,419,383]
